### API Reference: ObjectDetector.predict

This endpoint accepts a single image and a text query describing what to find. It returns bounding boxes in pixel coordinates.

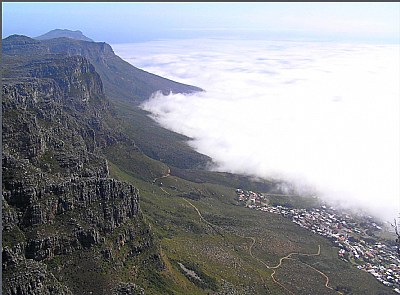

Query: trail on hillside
[150,178,340,294]
[183,198,342,294]
[152,167,171,184]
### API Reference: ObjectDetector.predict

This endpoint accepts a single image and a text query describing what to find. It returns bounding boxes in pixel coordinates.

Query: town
[236,189,400,294]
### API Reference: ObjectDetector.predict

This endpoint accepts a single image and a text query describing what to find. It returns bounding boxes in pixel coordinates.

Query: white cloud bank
[113,39,399,222]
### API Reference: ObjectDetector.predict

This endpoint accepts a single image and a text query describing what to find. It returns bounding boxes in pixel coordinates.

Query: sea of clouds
[113,39,399,222]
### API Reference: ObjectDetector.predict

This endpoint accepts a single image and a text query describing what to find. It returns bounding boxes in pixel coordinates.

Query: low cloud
[114,39,399,222]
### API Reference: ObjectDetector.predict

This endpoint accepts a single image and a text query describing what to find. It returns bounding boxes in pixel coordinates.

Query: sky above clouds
[2,2,399,43]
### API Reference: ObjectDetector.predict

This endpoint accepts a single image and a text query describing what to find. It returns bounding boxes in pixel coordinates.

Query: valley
[2,31,397,295]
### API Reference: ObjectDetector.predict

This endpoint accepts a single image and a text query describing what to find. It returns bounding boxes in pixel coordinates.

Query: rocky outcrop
[25,235,79,261]
[3,247,73,295]
[2,37,163,295]
[14,177,140,229]
[112,283,145,295]
[3,34,211,173]
[2,54,119,179]
[3,34,203,105]
[3,54,104,105]
[26,55,104,102]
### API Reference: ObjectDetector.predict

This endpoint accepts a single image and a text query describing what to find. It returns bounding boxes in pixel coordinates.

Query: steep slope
[2,48,163,295]
[3,34,203,105]
[3,34,210,169]
[35,29,94,42]
[42,37,204,104]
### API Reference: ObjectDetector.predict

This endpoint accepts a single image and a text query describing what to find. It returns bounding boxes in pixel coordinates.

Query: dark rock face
[3,256,74,295]
[3,55,104,105]
[6,177,139,229]
[2,38,162,295]
[112,283,145,295]
[3,34,211,172]
[3,34,203,105]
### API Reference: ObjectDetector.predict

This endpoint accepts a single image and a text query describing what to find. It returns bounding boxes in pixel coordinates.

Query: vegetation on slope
[2,32,395,295]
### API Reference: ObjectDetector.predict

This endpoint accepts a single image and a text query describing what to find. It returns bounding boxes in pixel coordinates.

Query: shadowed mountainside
[2,41,165,295]
[3,34,203,105]
[35,29,94,42]
[3,34,209,170]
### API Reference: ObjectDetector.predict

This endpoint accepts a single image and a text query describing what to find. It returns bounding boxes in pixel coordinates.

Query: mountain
[2,34,209,169]
[3,32,395,295]
[1,33,211,294]
[3,33,203,105]
[35,29,94,42]
[2,40,167,294]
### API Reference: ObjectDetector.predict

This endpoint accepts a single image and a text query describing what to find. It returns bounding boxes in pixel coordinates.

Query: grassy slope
[103,88,394,293]
[107,152,394,294]
[89,52,203,105]
[109,99,211,170]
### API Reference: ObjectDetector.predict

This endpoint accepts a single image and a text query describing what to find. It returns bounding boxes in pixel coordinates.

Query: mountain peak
[3,34,39,44]
[35,29,94,42]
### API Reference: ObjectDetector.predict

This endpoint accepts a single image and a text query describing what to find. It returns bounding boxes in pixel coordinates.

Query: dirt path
[183,198,215,229]
[183,199,342,294]
[270,244,321,269]
[245,236,321,294]
[296,259,340,293]
[249,238,341,294]
[151,167,172,196]
[152,167,171,184]
[183,199,226,238]
[159,187,170,195]
[183,199,272,292]
[268,246,321,294]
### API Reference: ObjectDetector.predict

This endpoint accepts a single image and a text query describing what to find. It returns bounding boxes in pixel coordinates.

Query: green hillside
[2,32,395,295]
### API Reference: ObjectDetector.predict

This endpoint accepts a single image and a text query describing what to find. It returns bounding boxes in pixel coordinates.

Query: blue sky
[2,2,399,43]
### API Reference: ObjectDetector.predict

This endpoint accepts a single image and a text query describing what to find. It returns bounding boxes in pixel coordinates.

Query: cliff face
[3,35,211,172]
[2,35,203,105]
[2,43,162,295]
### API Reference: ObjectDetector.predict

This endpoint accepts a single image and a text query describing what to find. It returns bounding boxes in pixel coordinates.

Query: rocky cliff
[2,44,163,295]
[2,35,203,105]
[3,34,211,171]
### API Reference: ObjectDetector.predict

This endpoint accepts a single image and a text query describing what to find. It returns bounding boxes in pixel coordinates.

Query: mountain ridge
[3,34,203,105]
[35,29,94,42]
[2,46,165,294]
[4,33,211,169]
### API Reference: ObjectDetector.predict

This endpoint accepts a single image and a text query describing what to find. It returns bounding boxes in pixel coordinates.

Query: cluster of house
[236,189,400,293]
